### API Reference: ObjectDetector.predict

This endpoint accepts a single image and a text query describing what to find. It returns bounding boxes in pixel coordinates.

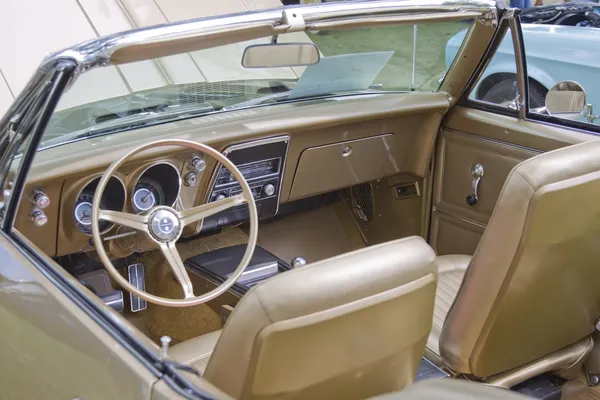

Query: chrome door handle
[466,163,484,206]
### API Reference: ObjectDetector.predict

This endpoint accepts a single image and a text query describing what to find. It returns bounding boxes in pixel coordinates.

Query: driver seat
[170,236,438,399]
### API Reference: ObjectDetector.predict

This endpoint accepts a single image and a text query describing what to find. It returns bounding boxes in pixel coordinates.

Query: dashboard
[13,92,451,257]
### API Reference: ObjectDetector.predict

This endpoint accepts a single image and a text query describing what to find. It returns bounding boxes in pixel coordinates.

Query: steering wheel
[91,139,258,307]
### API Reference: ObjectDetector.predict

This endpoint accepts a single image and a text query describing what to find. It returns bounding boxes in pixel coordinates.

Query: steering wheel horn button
[149,208,182,242]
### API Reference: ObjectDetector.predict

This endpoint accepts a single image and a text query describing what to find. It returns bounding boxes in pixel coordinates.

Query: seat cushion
[425,255,470,365]
[170,329,222,375]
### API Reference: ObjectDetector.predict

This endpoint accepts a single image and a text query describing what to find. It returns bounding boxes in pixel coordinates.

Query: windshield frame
[35,1,496,151]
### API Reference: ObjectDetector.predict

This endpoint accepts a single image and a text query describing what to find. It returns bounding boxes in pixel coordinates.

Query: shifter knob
[291,257,307,268]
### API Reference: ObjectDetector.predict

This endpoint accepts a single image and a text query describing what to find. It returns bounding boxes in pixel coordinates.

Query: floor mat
[257,202,365,265]
[134,227,248,344]
[562,373,600,400]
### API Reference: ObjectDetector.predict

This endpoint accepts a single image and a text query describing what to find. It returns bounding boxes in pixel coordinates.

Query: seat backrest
[440,139,600,378]
[204,236,437,400]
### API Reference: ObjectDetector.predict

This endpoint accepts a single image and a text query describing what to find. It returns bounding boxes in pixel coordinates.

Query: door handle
[466,163,484,206]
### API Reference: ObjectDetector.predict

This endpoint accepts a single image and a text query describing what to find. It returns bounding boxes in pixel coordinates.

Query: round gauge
[74,193,110,234]
[73,176,126,235]
[132,178,165,213]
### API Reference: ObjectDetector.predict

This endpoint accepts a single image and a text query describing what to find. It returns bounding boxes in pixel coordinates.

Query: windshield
[41,21,472,149]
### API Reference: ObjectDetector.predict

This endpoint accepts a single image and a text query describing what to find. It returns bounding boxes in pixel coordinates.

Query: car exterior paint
[446,24,600,122]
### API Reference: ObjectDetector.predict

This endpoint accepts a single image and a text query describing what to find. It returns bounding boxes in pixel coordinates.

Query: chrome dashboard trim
[213,156,282,189]
[38,1,496,84]
[204,135,291,220]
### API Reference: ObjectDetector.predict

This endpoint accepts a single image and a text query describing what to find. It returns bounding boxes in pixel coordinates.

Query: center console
[185,244,292,297]
[200,135,289,233]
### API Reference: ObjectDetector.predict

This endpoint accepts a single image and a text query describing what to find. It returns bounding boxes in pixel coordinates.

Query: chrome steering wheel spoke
[178,194,246,226]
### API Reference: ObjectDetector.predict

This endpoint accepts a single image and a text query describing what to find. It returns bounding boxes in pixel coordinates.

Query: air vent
[351,184,374,222]
[179,81,248,104]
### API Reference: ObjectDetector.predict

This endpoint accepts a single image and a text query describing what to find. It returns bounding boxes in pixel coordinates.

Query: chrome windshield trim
[44,0,496,77]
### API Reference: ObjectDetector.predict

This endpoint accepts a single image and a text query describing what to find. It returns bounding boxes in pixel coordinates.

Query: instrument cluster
[72,162,182,235]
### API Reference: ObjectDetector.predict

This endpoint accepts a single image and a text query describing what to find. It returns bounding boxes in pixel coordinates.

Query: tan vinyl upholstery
[434,139,600,379]
[170,330,222,375]
[425,255,470,365]
[174,236,438,400]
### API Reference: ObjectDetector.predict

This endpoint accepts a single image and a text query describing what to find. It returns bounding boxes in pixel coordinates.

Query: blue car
[446,2,600,122]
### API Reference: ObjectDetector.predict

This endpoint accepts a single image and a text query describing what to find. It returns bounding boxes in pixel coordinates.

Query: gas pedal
[128,263,147,312]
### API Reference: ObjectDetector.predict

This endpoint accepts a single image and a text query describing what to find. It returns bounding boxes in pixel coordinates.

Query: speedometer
[73,176,126,235]
[132,178,165,213]
[74,193,111,234]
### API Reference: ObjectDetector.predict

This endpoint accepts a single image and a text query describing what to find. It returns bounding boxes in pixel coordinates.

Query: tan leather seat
[169,329,222,375]
[425,255,470,364]
[171,236,438,399]
[426,139,600,382]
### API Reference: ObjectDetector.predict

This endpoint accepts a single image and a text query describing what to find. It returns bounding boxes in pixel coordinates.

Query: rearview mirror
[242,43,320,68]
[545,81,587,119]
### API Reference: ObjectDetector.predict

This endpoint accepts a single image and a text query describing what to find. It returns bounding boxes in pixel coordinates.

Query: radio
[201,136,289,232]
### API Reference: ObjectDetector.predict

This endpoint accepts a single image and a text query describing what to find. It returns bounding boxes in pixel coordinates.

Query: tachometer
[132,178,165,213]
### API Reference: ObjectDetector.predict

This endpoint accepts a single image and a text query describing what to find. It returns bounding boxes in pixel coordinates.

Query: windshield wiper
[40,103,214,150]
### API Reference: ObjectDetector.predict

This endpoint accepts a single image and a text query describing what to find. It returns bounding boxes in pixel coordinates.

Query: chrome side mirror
[544,80,587,120]
[242,42,320,68]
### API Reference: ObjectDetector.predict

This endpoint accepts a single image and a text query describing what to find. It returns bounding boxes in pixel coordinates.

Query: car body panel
[0,231,164,399]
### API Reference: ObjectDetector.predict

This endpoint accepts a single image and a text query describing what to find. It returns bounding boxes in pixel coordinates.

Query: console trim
[205,135,290,220]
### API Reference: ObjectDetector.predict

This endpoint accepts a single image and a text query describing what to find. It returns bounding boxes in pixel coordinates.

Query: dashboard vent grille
[179,81,248,104]
[351,184,374,222]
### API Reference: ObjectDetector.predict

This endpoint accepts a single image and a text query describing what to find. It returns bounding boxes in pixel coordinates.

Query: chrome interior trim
[207,135,291,216]
[42,0,496,77]
[227,262,279,284]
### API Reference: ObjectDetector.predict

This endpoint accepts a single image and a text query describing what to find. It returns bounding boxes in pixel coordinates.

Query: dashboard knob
[32,191,50,209]
[216,193,227,201]
[30,209,48,227]
[190,156,206,172]
[263,183,275,197]
[184,172,198,187]
[291,257,307,268]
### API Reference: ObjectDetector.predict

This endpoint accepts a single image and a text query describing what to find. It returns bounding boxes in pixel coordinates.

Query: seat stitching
[182,350,214,366]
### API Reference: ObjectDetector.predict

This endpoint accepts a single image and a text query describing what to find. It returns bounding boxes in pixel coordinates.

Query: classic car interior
[4,1,600,399]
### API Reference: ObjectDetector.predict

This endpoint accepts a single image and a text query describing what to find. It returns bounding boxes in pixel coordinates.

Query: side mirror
[545,81,587,119]
[242,43,320,68]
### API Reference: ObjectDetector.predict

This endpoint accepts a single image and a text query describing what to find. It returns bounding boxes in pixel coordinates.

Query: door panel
[430,210,485,256]
[431,106,596,255]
